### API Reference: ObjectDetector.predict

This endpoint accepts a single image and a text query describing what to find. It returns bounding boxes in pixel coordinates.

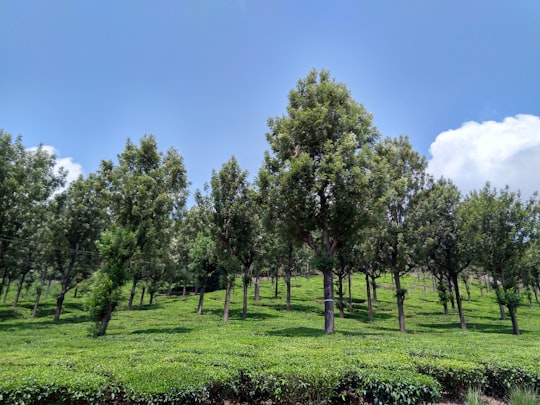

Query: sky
[1,1,540,200]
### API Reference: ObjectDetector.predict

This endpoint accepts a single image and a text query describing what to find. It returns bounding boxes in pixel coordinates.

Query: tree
[0,132,65,299]
[413,178,472,329]
[185,190,218,314]
[101,135,188,310]
[460,184,537,335]
[374,136,427,332]
[88,225,137,337]
[48,175,106,322]
[211,156,256,322]
[260,69,379,333]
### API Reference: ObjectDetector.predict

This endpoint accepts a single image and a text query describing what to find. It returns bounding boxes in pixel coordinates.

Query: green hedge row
[1,361,539,404]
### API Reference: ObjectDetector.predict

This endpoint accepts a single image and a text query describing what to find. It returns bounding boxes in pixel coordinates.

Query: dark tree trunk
[451,273,467,329]
[442,301,449,315]
[98,303,114,337]
[46,279,52,299]
[128,278,137,310]
[242,269,249,319]
[337,273,345,318]
[31,278,44,318]
[223,278,233,322]
[182,282,187,298]
[370,272,378,302]
[197,286,206,315]
[323,269,335,334]
[3,278,11,303]
[366,272,373,321]
[54,290,65,323]
[394,272,406,332]
[167,277,173,297]
[73,288,78,298]
[13,270,28,308]
[274,272,279,298]
[348,273,353,313]
[139,283,146,306]
[149,290,155,305]
[254,269,260,302]
[508,306,520,335]
[285,272,291,311]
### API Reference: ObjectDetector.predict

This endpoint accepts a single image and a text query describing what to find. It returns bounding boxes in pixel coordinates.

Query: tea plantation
[1,273,539,404]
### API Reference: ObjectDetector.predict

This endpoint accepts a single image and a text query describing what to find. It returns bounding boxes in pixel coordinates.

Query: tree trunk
[337,273,345,318]
[73,287,78,298]
[149,291,155,305]
[139,282,146,306]
[31,279,44,318]
[98,302,114,337]
[3,278,11,303]
[366,272,373,321]
[182,282,187,297]
[197,286,206,315]
[274,272,279,298]
[223,278,233,322]
[128,278,137,310]
[285,272,291,311]
[348,273,353,313]
[254,269,260,302]
[451,273,467,329]
[443,301,448,315]
[508,306,520,335]
[54,290,65,322]
[370,272,378,302]
[167,277,173,297]
[242,269,249,319]
[323,269,335,334]
[46,279,52,299]
[13,271,28,308]
[394,272,406,332]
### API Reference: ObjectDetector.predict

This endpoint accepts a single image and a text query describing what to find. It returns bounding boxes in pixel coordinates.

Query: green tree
[101,135,188,310]
[460,184,537,335]
[48,175,107,322]
[413,178,472,329]
[260,69,379,334]
[88,225,137,337]
[374,136,427,332]
[211,156,256,322]
[0,132,65,299]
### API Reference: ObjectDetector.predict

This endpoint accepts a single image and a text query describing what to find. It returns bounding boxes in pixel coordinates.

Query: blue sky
[2,1,540,199]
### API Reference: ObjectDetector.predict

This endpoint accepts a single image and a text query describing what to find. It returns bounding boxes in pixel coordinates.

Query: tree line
[1,69,538,336]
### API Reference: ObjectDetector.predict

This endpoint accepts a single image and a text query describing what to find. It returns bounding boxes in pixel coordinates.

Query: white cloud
[28,145,83,185]
[427,114,540,198]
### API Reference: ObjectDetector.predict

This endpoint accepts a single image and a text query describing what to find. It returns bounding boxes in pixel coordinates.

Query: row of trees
[1,70,538,336]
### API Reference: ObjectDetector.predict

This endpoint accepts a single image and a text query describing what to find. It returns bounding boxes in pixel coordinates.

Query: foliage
[507,386,539,405]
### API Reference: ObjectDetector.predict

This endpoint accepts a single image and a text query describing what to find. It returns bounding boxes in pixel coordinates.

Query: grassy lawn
[1,272,539,404]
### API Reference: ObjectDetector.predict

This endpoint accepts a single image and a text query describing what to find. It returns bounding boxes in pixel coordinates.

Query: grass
[508,387,539,405]
[1,272,540,403]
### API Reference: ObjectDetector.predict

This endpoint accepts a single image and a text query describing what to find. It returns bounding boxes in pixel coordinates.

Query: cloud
[28,145,83,185]
[427,114,540,198]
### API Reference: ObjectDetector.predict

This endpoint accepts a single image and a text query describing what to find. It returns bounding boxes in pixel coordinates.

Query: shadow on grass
[131,326,191,334]
[416,321,528,334]
[0,308,23,321]
[204,308,280,319]
[0,314,91,331]
[267,326,325,337]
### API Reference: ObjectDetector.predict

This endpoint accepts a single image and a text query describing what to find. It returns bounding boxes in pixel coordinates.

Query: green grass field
[1,272,539,404]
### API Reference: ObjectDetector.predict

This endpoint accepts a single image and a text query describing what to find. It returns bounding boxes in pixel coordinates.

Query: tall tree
[101,135,188,310]
[49,175,106,322]
[413,178,472,329]
[461,184,537,335]
[374,136,427,332]
[0,132,64,298]
[261,69,379,333]
[211,157,256,322]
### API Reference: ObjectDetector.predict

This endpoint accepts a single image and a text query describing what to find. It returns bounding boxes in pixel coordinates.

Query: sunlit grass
[1,271,540,401]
